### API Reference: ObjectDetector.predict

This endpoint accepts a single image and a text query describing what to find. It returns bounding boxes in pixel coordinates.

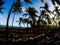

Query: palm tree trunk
[12,13,15,27]
[27,23,28,28]
[32,17,35,27]
[33,21,35,26]
[6,2,14,42]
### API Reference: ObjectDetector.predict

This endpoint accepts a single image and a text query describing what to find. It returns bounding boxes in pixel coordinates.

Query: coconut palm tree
[46,14,51,24]
[40,10,46,16]
[40,10,48,25]
[17,17,29,28]
[23,18,29,28]
[24,7,38,27]
[37,16,47,26]
[39,10,51,26]
[53,6,60,26]
[6,0,32,41]
[37,15,41,25]
[40,2,53,14]
[23,13,33,27]
[12,0,22,27]
[6,1,15,41]
[37,10,47,26]
[9,0,22,41]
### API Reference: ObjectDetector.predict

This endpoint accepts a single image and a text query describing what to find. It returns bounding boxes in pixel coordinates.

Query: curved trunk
[12,14,15,27]
[6,2,14,41]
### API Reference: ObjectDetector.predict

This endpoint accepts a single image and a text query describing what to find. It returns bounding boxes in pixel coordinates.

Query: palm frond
[0,7,5,14]
[51,0,55,5]
[41,0,44,3]
[55,0,60,5]
[24,0,32,4]
[0,11,3,14]
[0,0,4,6]
[51,0,60,5]
[12,1,22,14]
[0,7,5,11]
[23,13,28,17]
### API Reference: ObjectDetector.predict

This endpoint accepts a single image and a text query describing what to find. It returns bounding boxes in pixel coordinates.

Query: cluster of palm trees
[0,0,60,42]
[39,0,60,26]
[17,1,60,27]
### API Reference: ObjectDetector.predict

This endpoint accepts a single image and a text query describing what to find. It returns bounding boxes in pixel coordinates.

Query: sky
[0,0,58,27]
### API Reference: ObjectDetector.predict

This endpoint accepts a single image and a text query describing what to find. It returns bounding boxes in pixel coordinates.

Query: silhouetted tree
[12,0,22,27]
[46,14,51,24]
[23,18,29,28]
[40,10,47,25]
[40,2,52,14]
[6,0,32,41]
[24,7,38,27]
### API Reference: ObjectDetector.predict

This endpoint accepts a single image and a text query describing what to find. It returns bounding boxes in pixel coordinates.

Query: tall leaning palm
[6,0,32,30]
[6,1,15,41]
[6,0,32,41]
